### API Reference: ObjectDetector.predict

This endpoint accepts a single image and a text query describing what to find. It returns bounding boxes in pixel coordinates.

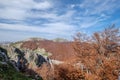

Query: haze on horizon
[0,0,120,42]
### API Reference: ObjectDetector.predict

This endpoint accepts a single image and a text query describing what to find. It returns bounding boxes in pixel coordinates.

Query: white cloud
[70,4,76,8]
[68,0,119,28]
[0,22,76,36]
[34,1,52,10]
[43,22,75,32]
[70,0,120,16]
[0,0,77,41]
[0,0,119,41]
[80,21,98,28]
[73,15,107,28]
[28,10,75,23]
[0,0,75,23]
[80,0,120,15]
[0,0,53,20]
[0,7,26,20]
[0,0,52,10]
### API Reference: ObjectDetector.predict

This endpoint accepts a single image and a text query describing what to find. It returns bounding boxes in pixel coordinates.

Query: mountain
[21,39,76,61]
[0,38,74,80]
[0,35,119,80]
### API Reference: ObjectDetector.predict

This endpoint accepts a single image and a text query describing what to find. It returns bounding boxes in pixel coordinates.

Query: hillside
[21,40,76,61]
[0,26,120,80]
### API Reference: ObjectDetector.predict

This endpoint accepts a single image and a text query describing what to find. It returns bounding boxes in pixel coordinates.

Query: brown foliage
[21,25,120,80]
[35,63,54,80]
[73,25,120,80]
[21,40,76,61]
[54,63,85,80]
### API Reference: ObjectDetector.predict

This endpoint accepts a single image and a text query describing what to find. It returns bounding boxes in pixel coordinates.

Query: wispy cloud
[0,0,53,20]
[0,22,76,36]
[72,0,120,15]
[70,0,120,28]
[0,0,120,41]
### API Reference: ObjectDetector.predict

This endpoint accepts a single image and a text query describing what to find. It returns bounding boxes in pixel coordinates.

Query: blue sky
[0,0,120,41]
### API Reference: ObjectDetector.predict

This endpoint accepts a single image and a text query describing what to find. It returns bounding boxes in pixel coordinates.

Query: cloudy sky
[0,0,120,41]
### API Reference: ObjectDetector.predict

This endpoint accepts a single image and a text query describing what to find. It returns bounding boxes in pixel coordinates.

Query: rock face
[0,47,8,62]
[0,48,34,80]
[0,46,52,72]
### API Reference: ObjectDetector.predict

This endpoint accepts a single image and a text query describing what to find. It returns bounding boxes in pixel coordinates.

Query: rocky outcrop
[0,45,52,71]
[0,47,9,62]
[0,45,52,79]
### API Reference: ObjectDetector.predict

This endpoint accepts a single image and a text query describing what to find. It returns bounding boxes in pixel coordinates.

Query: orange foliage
[35,63,54,80]
[21,25,120,80]
[73,25,120,80]
[54,63,85,80]
[21,40,76,61]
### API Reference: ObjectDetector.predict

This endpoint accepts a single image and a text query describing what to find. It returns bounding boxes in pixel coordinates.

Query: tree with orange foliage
[73,25,120,80]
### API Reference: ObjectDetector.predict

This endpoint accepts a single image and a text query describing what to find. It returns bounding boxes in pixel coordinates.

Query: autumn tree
[93,25,120,56]
[73,25,120,80]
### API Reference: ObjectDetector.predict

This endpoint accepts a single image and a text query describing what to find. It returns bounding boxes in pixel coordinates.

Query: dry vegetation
[21,25,120,80]
[21,40,76,61]
[71,25,120,80]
